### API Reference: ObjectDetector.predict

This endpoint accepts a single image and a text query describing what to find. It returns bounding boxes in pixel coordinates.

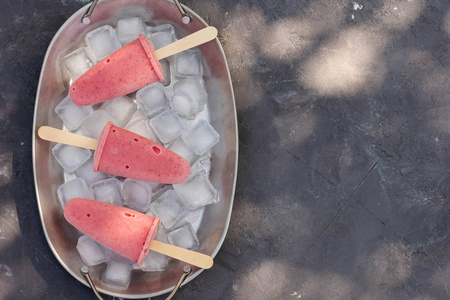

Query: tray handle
[80,265,192,300]
[80,0,191,25]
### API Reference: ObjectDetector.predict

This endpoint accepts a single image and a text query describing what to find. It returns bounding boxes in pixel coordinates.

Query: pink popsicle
[94,121,190,184]
[70,34,164,106]
[64,198,160,266]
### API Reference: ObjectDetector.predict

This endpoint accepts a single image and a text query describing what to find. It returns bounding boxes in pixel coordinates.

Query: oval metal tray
[32,0,238,298]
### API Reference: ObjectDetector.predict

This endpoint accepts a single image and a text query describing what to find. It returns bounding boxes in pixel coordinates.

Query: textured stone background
[2,0,450,299]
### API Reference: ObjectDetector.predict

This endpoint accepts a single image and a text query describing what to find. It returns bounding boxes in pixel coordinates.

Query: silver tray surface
[32,0,238,298]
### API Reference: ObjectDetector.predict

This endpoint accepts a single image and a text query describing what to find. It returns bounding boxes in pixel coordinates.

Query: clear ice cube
[174,49,203,77]
[52,143,92,173]
[123,178,153,212]
[167,137,198,165]
[57,178,94,208]
[170,90,200,119]
[74,157,109,186]
[80,110,115,139]
[182,120,220,155]
[147,24,176,50]
[85,25,122,62]
[177,207,204,232]
[173,169,219,209]
[167,223,199,250]
[124,118,161,144]
[150,109,185,144]
[136,82,169,118]
[139,250,169,272]
[126,108,148,125]
[99,96,136,127]
[91,178,124,206]
[149,190,187,229]
[115,17,146,45]
[172,77,208,109]
[76,235,107,266]
[102,260,133,288]
[160,58,171,86]
[55,95,94,131]
[63,47,93,81]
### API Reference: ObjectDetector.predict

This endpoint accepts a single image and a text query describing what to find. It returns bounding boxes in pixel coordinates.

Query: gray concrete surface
[1,0,450,299]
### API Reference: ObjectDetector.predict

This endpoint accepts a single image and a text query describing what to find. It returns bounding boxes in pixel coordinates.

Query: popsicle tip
[204,256,214,269]
[210,26,218,36]
[37,126,46,139]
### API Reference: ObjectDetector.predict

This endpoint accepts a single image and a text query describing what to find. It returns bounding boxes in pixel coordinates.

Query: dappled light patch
[233,260,289,300]
[297,270,355,299]
[223,6,265,68]
[443,9,450,38]
[259,19,316,61]
[365,243,412,289]
[374,0,425,30]
[298,26,387,97]
[0,152,13,188]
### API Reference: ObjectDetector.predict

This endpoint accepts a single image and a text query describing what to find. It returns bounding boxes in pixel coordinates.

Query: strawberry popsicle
[70,34,164,106]
[64,197,160,265]
[64,198,214,269]
[38,122,190,184]
[94,121,190,184]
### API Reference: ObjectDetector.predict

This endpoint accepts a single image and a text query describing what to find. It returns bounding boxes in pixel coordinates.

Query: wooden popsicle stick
[149,240,214,269]
[38,126,98,150]
[154,26,218,60]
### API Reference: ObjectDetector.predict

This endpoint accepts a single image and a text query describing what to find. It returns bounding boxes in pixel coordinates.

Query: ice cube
[189,155,212,175]
[55,95,94,131]
[74,157,109,186]
[52,143,92,173]
[123,178,152,212]
[85,25,121,62]
[76,235,107,266]
[173,169,219,209]
[150,184,171,201]
[172,77,208,109]
[80,110,115,139]
[126,108,148,125]
[102,260,133,288]
[91,178,124,206]
[182,120,220,155]
[167,223,199,250]
[174,49,203,77]
[137,226,169,271]
[167,137,198,165]
[177,207,204,232]
[57,178,94,208]
[149,190,187,229]
[139,250,169,272]
[147,24,176,50]
[63,47,93,81]
[124,118,161,144]
[99,96,136,127]
[170,90,200,119]
[150,110,185,144]
[136,82,169,118]
[115,17,146,45]
[160,58,171,86]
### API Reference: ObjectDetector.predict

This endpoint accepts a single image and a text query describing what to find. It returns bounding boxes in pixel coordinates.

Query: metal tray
[32,0,238,298]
